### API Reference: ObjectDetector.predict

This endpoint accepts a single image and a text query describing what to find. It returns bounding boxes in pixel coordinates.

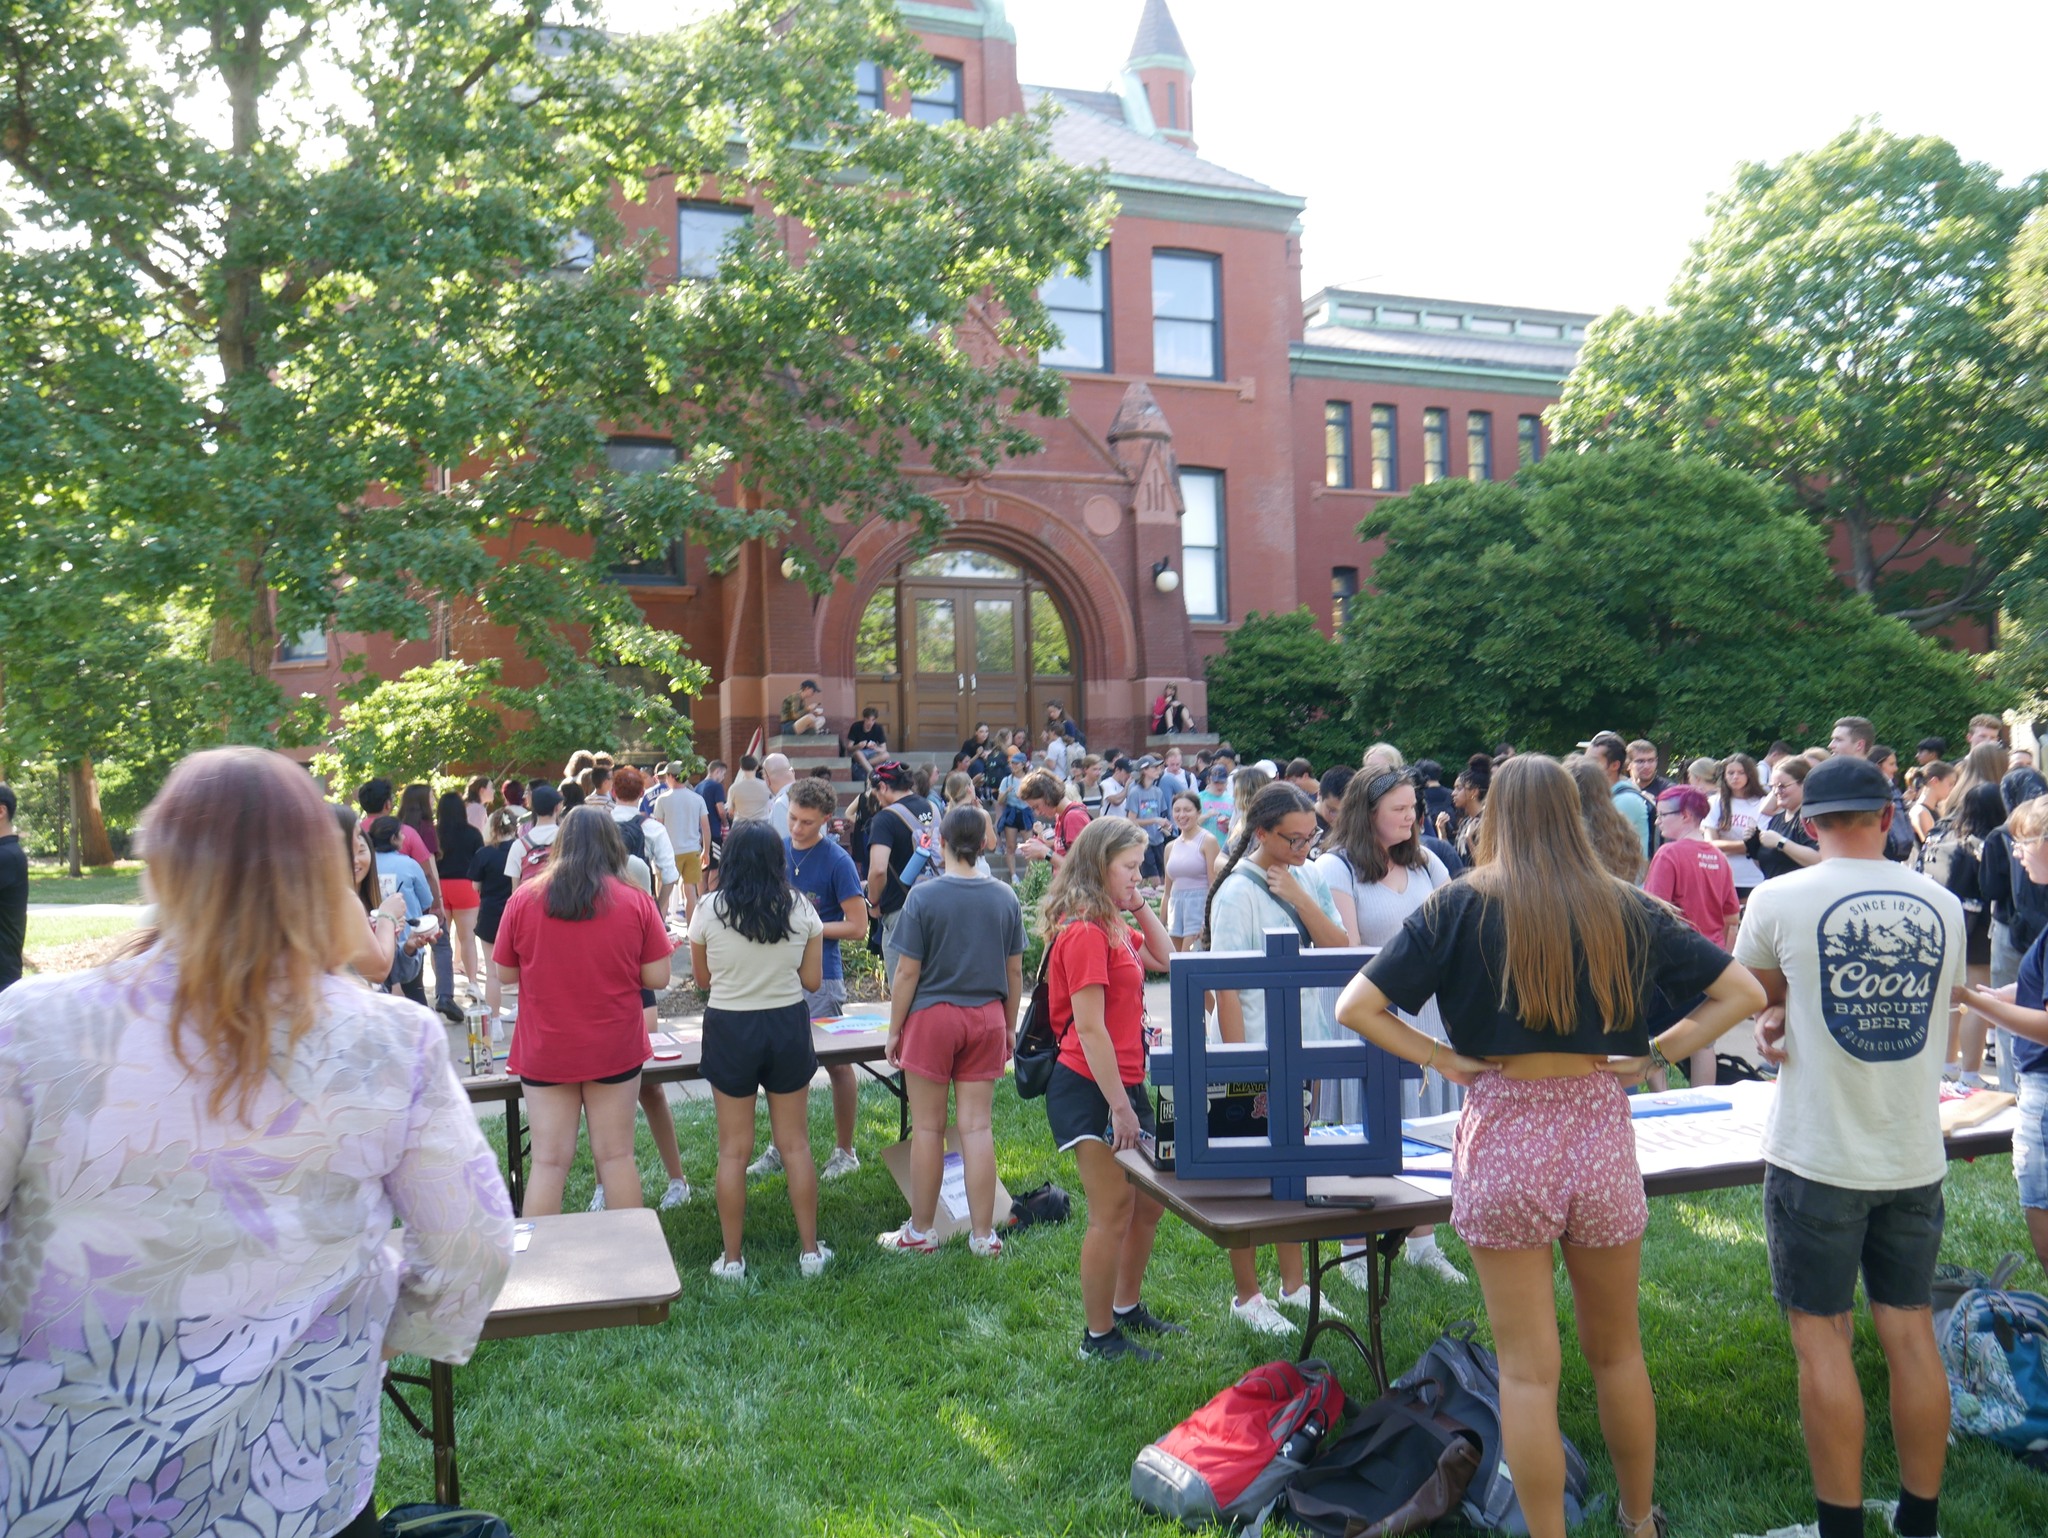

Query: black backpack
[1279,1381,1482,1537]
[1916,817,1983,910]
[615,813,648,866]
[382,1507,512,1538]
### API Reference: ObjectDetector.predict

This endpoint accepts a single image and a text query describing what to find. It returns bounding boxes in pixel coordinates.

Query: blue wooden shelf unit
[1159,930,1416,1201]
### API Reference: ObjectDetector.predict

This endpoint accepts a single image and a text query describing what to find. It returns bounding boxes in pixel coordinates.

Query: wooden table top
[480,1209,684,1342]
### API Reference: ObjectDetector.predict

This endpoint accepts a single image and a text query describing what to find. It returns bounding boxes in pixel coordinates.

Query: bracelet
[1424,1039,1441,1073]
[1648,1038,1672,1075]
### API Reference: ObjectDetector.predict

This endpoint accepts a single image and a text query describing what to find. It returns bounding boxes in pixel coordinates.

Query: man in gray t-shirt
[886,875,1025,1008]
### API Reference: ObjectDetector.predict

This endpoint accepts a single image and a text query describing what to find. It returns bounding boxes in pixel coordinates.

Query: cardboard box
[878,1126,1013,1240]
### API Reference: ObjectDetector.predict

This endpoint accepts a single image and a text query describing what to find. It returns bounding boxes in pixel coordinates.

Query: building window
[854,60,884,113]
[1040,248,1111,372]
[1166,81,1178,129]
[278,626,328,663]
[676,203,749,281]
[556,229,595,273]
[1370,404,1397,491]
[1518,414,1545,467]
[1331,566,1359,631]
[1324,401,1353,489]
[1422,407,1449,483]
[605,439,686,584]
[1379,307,1418,327]
[1178,468,1225,621]
[1466,411,1493,482]
[1152,250,1221,379]
[909,60,963,123]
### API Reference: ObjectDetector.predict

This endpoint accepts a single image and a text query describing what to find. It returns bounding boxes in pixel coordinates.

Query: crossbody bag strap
[1228,863,1313,946]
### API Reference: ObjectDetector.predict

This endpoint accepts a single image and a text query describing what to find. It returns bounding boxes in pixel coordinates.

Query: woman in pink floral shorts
[1336,755,1764,1538]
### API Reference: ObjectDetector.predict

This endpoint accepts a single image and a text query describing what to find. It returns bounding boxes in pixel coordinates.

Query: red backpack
[1131,1359,1345,1528]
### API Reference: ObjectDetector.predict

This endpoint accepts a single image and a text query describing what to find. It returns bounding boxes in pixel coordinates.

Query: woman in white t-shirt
[687,821,829,1281]
[1702,752,1767,898]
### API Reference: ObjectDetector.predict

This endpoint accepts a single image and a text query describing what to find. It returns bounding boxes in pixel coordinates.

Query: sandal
[1618,1506,1668,1538]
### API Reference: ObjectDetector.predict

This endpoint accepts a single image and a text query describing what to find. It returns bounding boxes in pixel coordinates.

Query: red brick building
[275,0,1593,763]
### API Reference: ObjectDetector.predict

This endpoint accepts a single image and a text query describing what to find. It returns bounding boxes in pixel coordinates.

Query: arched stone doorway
[851,547,1081,753]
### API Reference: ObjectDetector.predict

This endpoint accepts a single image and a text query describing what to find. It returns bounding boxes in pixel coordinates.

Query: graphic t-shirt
[1733,859,1965,1191]
[1703,794,1767,888]
[1644,837,1741,945]
[1048,919,1149,1085]
[786,835,865,981]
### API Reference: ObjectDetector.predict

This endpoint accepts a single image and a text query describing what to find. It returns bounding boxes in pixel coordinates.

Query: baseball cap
[1801,757,1894,817]
[1253,759,1280,778]
[1136,754,1161,769]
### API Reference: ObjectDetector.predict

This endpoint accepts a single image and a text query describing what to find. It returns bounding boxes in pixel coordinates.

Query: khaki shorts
[677,850,703,884]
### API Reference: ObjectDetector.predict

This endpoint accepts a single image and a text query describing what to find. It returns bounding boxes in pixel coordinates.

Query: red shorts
[440,878,481,911]
[1451,1072,1646,1251]
[897,1000,1009,1084]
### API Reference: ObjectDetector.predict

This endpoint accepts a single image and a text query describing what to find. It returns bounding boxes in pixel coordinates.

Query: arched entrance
[853,547,1081,752]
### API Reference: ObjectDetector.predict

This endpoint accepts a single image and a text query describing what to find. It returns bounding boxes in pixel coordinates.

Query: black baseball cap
[1802,757,1894,817]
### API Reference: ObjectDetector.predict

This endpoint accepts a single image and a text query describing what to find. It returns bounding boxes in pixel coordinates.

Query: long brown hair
[1469,755,1648,1034]
[1331,766,1425,884]
[1202,782,1315,949]
[1040,816,1149,934]
[1947,740,2011,816]
[1567,757,1646,883]
[540,806,626,921]
[122,748,360,1121]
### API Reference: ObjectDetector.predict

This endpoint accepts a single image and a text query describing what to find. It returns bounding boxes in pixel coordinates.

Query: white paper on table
[939,1152,970,1221]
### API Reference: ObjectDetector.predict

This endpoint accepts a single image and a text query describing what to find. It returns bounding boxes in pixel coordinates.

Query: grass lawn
[23,910,139,955]
[377,1084,2048,1536]
[25,860,143,904]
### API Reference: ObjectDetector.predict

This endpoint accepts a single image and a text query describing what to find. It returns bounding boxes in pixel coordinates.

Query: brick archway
[815,487,1138,687]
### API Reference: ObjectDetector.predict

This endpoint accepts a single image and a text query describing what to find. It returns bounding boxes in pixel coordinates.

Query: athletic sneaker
[820,1147,861,1180]
[1276,1283,1344,1318]
[746,1144,784,1179]
[709,1255,746,1282]
[967,1232,1004,1258]
[1404,1240,1467,1284]
[798,1244,834,1278]
[1229,1292,1296,1336]
[1114,1300,1186,1335]
[1338,1252,1377,1292]
[1865,1498,1942,1538]
[1731,1525,1818,1538]
[1079,1325,1161,1363]
[659,1177,690,1210]
[588,1185,606,1212]
[877,1222,940,1254]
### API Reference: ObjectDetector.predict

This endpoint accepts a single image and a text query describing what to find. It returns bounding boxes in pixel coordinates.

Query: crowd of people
[1,696,2044,1538]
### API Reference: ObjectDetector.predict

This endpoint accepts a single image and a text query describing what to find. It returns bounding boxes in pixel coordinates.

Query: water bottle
[463,1002,493,1076]
[1280,1410,1324,1464]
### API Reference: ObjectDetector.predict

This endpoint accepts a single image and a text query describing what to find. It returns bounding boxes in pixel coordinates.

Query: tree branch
[453,3,547,100]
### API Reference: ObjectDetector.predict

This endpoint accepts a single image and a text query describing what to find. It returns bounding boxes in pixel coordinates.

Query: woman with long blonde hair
[0,748,512,1538]
[1336,755,1764,1538]
[1038,816,1179,1360]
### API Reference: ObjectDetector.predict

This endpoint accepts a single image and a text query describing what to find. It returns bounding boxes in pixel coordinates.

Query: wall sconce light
[1151,558,1180,595]
[780,554,801,581]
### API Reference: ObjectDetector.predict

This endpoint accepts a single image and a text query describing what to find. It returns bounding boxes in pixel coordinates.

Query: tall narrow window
[1040,248,1111,372]
[1331,567,1359,631]
[853,60,884,113]
[676,203,749,281]
[604,439,686,584]
[1178,468,1225,621]
[1370,405,1397,490]
[1518,414,1545,467]
[1324,402,1354,488]
[1152,251,1221,379]
[1166,81,1178,129]
[910,60,963,123]
[1422,408,1449,483]
[1466,411,1493,482]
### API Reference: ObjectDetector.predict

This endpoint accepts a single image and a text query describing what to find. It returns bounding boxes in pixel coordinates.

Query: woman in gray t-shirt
[880,806,1026,1255]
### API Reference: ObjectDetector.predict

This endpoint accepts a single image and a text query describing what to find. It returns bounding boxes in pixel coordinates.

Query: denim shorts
[2012,1074,2048,1211]
[1763,1163,1944,1315]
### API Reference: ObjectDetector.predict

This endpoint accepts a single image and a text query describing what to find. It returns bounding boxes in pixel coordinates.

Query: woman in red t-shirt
[1017,769,1092,869]
[494,807,678,1216]
[1039,817,1178,1361]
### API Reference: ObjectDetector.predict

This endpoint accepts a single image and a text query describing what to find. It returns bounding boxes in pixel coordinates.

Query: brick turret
[1126,0,1194,149]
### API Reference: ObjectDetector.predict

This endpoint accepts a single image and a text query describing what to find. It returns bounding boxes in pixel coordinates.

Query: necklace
[790,839,825,891]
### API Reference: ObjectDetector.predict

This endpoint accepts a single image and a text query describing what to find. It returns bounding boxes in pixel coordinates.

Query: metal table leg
[856,1061,911,1140]
[1298,1227,1412,1393]
[382,1360,461,1505]
[504,1094,526,1216]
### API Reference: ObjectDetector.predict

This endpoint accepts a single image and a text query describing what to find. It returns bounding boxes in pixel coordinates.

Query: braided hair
[1200,782,1316,950]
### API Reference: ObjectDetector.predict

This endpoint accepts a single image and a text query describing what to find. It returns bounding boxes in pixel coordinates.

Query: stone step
[1147,733,1219,749]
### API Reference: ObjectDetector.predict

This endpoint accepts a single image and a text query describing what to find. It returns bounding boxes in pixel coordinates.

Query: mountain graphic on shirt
[1815,890,1946,1061]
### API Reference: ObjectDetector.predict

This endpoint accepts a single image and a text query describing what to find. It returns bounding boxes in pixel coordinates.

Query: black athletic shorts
[701,1001,818,1097]
[520,1064,643,1088]
[1046,1060,1154,1151]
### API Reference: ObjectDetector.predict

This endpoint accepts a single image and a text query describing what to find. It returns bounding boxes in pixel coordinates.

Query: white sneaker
[659,1177,690,1210]
[1338,1251,1376,1292]
[746,1144,784,1179]
[968,1231,1005,1258]
[588,1185,606,1212]
[709,1255,746,1282]
[799,1244,834,1278]
[820,1147,860,1181]
[1404,1240,1467,1284]
[1941,1059,1963,1082]
[1229,1292,1297,1336]
[1731,1525,1818,1538]
[1276,1283,1344,1318]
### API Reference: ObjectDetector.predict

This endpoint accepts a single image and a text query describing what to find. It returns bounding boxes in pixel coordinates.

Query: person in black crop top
[1335,756,1764,1538]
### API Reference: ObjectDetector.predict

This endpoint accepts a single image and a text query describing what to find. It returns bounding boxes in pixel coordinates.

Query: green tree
[1553,124,2048,631]
[1204,608,1356,766]
[0,0,1110,760]
[1344,446,2005,760]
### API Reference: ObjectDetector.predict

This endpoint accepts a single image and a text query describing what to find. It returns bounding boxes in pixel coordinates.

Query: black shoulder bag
[1013,924,1073,1099]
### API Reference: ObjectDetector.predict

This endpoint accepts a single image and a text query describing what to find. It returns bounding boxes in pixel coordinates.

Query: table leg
[430,1360,459,1506]
[1298,1228,1412,1394]
[856,1060,911,1141]
[505,1095,526,1216]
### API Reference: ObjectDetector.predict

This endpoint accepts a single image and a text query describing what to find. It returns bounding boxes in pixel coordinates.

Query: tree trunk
[1842,510,1878,597]
[65,764,81,877]
[72,757,116,867]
